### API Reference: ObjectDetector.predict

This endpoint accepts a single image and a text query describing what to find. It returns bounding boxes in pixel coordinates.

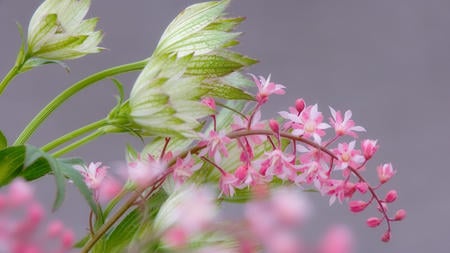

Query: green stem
[0,63,21,95]
[41,119,108,152]
[52,130,104,157]
[14,59,148,145]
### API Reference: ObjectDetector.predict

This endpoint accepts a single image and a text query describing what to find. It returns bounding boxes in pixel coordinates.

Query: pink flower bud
[61,230,75,249]
[377,163,395,184]
[295,98,305,113]
[47,220,64,238]
[201,97,216,111]
[361,139,378,160]
[355,182,368,193]
[269,119,280,134]
[366,217,382,227]
[348,200,368,213]
[384,190,398,203]
[394,209,406,221]
[381,231,391,242]
[8,179,33,206]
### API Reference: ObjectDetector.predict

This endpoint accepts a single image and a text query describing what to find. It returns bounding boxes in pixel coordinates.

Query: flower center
[304,121,315,133]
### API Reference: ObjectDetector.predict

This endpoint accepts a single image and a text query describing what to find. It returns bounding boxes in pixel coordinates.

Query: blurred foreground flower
[0,179,74,253]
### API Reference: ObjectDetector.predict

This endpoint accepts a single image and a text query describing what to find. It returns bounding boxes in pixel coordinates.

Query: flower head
[250,74,285,104]
[329,107,365,137]
[27,0,102,60]
[73,162,107,191]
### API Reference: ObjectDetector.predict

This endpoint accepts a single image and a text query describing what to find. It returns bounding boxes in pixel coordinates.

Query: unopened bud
[366,217,382,227]
[361,139,378,160]
[295,98,306,114]
[381,231,391,242]
[384,190,398,203]
[349,200,368,213]
[394,209,406,221]
[269,119,280,134]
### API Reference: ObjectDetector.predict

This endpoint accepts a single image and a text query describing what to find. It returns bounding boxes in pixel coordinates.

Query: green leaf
[202,81,254,101]
[186,55,243,77]
[0,130,7,149]
[24,145,66,211]
[0,146,26,186]
[105,189,168,252]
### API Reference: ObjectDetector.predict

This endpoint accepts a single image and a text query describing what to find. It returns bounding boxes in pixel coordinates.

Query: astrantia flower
[128,56,212,138]
[27,0,102,60]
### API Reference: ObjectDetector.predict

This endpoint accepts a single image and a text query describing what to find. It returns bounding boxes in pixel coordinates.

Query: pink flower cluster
[0,179,74,253]
[75,73,405,246]
[196,74,405,242]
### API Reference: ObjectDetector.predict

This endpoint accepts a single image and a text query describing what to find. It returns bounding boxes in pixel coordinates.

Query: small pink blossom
[361,139,379,160]
[73,162,108,191]
[231,109,265,145]
[280,104,330,143]
[377,163,395,184]
[127,155,166,187]
[329,107,365,137]
[250,74,285,104]
[219,172,239,197]
[201,96,216,111]
[260,149,297,181]
[172,153,202,186]
[199,130,231,163]
[333,141,365,170]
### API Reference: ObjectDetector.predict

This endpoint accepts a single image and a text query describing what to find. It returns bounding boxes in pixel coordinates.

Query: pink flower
[280,104,330,143]
[333,141,365,170]
[201,96,216,111]
[127,154,166,187]
[0,179,74,253]
[172,153,202,186]
[234,163,267,187]
[231,109,266,145]
[219,172,239,197]
[329,107,365,137]
[318,225,354,253]
[198,130,231,163]
[250,74,286,104]
[73,162,108,191]
[260,149,297,181]
[361,139,378,160]
[377,163,395,184]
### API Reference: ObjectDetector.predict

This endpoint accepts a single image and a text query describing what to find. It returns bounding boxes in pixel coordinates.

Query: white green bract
[27,0,102,60]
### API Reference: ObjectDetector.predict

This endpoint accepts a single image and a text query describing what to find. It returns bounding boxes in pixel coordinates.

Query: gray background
[1,0,449,252]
